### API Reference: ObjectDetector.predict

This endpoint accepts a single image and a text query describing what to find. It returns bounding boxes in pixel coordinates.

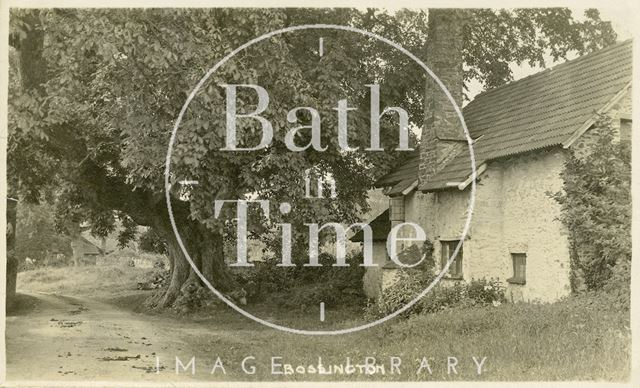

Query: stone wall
[499,149,571,302]
[362,242,388,299]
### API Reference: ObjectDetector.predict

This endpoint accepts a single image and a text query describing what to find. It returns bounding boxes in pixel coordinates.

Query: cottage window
[389,196,405,222]
[440,240,463,279]
[620,118,631,146]
[507,253,526,285]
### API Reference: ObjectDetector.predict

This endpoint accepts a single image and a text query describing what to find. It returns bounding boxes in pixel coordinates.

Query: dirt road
[5,292,200,382]
[4,285,372,384]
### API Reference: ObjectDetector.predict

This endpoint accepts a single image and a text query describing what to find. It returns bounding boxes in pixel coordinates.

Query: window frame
[389,196,405,222]
[507,253,527,285]
[620,118,632,146]
[440,240,463,280]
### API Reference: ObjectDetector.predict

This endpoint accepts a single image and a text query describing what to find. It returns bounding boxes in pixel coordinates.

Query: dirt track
[5,292,196,382]
[4,283,369,383]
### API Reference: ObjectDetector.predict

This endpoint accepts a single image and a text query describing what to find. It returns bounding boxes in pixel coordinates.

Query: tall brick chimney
[419,9,467,187]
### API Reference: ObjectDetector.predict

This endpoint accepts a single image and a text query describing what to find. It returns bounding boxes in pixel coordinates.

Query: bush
[366,270,506,319]
[237,251,366,309]
[236,257,297,302]
[137,268,169,290]
[173,282,216,313]
[552,118,631,291]
[465,278,506,306]
[601,259,630,310]
[365,239,505,319]
[366,267,433,318]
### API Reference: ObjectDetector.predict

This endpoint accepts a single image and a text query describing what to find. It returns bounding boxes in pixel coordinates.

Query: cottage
[354,38,632,303]
[70,235,103,266]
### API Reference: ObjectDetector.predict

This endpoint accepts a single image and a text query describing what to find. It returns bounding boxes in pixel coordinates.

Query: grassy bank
[157,297,629,381]
[17,262,156,301]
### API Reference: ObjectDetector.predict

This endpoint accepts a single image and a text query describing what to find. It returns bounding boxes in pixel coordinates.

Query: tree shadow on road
[6,292,40,316]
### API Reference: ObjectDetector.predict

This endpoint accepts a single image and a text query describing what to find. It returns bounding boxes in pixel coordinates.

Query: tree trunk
[6,198,18,313]
[158,226,191,307]
[149,204,240,309]
[193,224,240,292]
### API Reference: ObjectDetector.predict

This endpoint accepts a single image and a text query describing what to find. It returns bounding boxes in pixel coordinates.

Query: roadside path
[6,292,191,382]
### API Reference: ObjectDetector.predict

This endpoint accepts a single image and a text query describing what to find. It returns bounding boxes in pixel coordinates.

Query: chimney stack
[419,9,467,187]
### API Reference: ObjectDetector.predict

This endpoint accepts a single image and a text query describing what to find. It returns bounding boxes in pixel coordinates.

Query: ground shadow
[6,292,41,316]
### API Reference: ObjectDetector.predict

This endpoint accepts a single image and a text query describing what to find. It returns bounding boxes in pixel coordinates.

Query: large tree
[8,8,616,308]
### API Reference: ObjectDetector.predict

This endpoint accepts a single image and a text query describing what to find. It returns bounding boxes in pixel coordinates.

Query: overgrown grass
[17,263,156,301]
[162,296,629,382]
[368,299,630,380]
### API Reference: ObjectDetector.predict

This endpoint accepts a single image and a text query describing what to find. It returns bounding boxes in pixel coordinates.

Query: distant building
[70,235,103,266]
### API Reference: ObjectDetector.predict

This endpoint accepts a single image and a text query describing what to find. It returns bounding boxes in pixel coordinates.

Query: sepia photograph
[1,2,637,385]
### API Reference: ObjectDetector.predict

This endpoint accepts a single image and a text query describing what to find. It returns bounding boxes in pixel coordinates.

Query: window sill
[507,277,526,285]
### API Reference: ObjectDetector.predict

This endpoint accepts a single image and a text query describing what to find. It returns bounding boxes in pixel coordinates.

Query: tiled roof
[375,151,419,187]
[376,40,633,193]
[78,236,103,255]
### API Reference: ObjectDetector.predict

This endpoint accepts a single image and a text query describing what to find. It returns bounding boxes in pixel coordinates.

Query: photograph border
[0,0,638,387]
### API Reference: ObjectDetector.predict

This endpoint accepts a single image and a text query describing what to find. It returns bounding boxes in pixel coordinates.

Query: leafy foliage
[15,202,72,265]
[602,259,631,310]
[366,243,505,319]
[367,269,506,319]
[552,117,631,292]
[138,228,168,255]
[8,8,421,264]
[238,252,365,309]
[463,8,617,89]
[462,278,506,307]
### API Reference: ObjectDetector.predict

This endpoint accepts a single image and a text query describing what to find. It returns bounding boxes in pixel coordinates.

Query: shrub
[366,267,434,318]
[601,259,630,310]
[236,257,297,302]
[366,271,506,319]
[173,282,216,313]
[552,118,631,291]
[275,281,363,311]
[237,251,365,308]
[464,277,506,306]
[274,252,366,309]
[137,267,169,290]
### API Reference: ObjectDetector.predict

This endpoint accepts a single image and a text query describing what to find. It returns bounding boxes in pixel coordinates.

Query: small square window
[389,197,405,222]
[507,253,526,285]
[620,119,631,145]
[440,240,463,279]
